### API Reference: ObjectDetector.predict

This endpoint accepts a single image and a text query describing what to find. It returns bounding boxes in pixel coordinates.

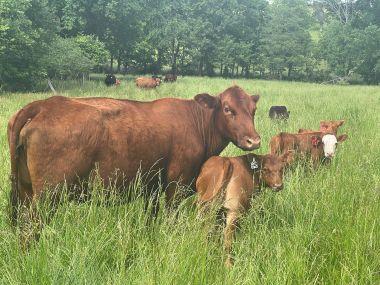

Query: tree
[0,0,58,91]
[262,0,313,79]
[43,37,95,79]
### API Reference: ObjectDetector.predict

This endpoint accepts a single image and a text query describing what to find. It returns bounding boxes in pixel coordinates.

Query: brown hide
[8,86,261,222]
[270,132,325,163]
[196,151,293,267]
[135,77,160,88]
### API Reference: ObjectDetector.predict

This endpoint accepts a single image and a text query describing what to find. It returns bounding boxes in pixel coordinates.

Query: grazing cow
[298,120,345,135]
[164,74,177,82]
[269,106,290,120]
[105,74,117,86]
[135,77,161,88]
[8,85,261,242]
[270,132,348,164]
[196,151,294,267]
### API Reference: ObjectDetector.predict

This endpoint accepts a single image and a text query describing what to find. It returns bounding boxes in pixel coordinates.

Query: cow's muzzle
[238,136,261,151]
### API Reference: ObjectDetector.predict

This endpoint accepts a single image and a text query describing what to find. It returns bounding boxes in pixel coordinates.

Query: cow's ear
[337,134,348,143]
[336,120,345,127]
[311,136,321,147]
[194,93,219,109]
[251,94,260,103]
[281,150,294,165]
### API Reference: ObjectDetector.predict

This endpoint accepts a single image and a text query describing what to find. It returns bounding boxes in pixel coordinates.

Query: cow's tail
[8,103,40,225]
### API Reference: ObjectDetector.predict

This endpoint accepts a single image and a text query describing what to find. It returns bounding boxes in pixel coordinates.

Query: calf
[298,120,345,135]
[164,73,177,82]
[196,151,294,267]
[270,132,348,164]
[269,106,290,120]
[135,77,161,88]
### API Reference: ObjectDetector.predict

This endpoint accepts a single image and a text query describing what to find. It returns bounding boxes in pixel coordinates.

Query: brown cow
[270,131,347,164]
[8,86,261,241]
[196,151,294,267]
[298,120,345,135]
[164,74,177,82]
[135,77,161,88]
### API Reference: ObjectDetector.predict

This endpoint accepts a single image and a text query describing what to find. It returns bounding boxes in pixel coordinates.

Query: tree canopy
[1,0,379,90]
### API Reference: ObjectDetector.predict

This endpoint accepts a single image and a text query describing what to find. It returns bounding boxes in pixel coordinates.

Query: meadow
[0,76,379,284]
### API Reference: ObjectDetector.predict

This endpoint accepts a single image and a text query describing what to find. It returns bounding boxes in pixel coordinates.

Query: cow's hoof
[225,258,234,268]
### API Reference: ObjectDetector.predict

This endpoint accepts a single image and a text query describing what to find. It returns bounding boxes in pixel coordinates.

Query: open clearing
[0,77,379,284]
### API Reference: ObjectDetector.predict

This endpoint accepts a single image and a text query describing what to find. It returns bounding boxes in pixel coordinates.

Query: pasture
[0,77,379,284]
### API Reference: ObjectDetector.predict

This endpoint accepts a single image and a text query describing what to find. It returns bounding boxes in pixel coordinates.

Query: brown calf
[196,151,294,267]
[270,131,347,164]
[298,120,345,135]
[135,77,161,88]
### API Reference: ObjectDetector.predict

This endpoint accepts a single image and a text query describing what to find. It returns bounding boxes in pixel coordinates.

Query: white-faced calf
[270,132,348,164]
[196,151,294,267]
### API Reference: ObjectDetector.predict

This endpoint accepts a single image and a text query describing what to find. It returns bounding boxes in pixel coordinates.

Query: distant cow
[298,120,345,135]
[105,74,117,86]
[270,132,348,165]
[164,74,177,82]
[196,151,294,267]
[8,85,261,244]
[269,106,290,119]
[135,77,161,88]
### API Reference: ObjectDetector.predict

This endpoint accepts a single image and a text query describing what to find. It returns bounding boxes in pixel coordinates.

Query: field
[0,77,379,284]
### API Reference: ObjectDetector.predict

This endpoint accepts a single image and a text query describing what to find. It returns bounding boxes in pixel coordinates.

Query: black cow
[269,106,290,120]
[105,74,117,86]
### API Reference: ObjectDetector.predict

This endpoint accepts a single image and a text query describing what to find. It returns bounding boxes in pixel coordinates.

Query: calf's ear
[337,134,348,142]
[282,150,295,165]
[336,120,345,127]
[251,94,260,103]
[194,93,219,109]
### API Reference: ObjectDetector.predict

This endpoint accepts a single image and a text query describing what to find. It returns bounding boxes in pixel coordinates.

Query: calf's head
[259,151,294,191]
[195,86,261,151]
[312,134,348,158]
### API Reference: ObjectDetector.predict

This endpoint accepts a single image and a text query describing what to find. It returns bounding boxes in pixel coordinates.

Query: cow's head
[311,134,348,158]
[194,86,261,150]
[259,151,294,191]
[319,120,345,134]
[155,78,161,86]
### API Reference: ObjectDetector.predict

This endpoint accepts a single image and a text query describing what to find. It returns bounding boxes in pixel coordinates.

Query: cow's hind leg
[224,210,239,268]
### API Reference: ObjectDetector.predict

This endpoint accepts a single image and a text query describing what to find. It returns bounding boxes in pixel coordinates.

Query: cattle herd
[7,85,347,267]
[104,73,177,89]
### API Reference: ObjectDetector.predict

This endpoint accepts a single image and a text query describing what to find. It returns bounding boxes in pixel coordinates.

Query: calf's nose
[272,183,283,191]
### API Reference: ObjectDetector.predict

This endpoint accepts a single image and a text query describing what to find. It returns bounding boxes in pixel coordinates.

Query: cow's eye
[224,106,232,114]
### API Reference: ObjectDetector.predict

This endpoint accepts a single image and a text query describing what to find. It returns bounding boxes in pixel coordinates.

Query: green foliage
[263,0,313,79]
[0,0,58,91]
[74,35,110,68]
[44,37,95,79]
[1,0,380,90]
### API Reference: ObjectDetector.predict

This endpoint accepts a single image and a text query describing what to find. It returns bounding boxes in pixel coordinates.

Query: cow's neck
[191,103,228,158]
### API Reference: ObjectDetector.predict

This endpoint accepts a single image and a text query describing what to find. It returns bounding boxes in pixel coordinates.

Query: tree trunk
[110,56,114,72]
[231,63,235,77]
[220,62,223,76]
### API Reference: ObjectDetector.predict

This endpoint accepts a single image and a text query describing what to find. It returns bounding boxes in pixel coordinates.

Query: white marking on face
[322,134,338,157]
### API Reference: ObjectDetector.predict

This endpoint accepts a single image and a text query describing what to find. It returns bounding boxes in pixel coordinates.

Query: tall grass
[0,77,379,284]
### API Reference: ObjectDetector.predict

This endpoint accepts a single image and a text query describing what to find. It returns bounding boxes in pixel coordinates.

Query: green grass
[0,77,379,284]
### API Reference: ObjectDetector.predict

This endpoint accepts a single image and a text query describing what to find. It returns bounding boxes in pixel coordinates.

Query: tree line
[1,0,379,91]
